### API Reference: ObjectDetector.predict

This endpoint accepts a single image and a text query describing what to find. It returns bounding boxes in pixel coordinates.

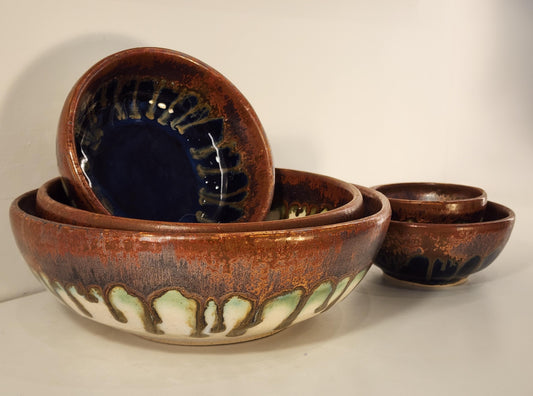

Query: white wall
[2,0,532,301]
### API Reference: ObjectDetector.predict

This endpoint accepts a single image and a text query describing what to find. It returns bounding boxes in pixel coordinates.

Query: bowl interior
[260,169,363,221]
[60,47,274,224]
[75,76,247,223]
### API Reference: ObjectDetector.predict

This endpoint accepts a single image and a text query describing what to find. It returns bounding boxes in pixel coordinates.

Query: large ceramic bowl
[11,185,390,345]
[373,182,487,223]
[57,47,274,223]
[36,169,364,233]
[373,201,514,287]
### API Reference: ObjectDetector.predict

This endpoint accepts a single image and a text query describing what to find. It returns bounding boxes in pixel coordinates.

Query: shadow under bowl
[57,47,275,224]
[10,185,390,345]
[373,182,487,223]
[36,168,364,233]
[373,201,515,286]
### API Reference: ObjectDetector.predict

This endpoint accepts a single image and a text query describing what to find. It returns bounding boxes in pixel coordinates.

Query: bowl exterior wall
[390,202,486,224]
[374,182,488,223]
[374,214,514,285]
[10,188,390,345]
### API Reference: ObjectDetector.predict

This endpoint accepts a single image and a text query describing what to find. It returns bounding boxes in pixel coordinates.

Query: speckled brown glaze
[36,169,364,233]
[373,182,487,223]
[10,185,390,345]
[57,47,274,223]
[374,201,514,286]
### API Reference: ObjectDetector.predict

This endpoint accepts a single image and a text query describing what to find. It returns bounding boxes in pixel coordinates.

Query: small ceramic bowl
[373,201,515,287]
[373,182,487,223]
[36,169,364,233]
[10,185,390,345]
[57,47,274,223]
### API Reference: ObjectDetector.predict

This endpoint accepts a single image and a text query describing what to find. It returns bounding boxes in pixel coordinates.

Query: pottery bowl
[373,182,487,223]
[57,47,274,224]
[36,168,364,233]
[10,185,390,345]
[373,201,514,287]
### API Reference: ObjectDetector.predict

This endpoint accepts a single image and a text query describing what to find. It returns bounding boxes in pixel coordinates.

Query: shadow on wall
[0,34,144,198]
[0,34,143,302]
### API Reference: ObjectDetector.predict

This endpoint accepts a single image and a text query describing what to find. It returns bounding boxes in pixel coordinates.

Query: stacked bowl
[10,47,391,345]
[373,182,515,287]
[9,47,516,345]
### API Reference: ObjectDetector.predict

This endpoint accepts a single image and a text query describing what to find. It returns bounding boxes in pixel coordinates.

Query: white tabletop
[2,215,531,396]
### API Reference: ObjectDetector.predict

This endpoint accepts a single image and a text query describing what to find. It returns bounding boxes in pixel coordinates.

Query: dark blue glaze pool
[75,78,247,222]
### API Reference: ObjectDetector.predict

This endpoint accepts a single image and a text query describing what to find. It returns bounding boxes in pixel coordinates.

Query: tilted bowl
[373,201,515,287]
[57,47,274,223]
[36,168,364,233]
[10,185,390,345]
[373,182,487,223]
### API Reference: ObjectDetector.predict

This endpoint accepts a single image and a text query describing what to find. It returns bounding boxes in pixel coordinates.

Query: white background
[1,1,532,394]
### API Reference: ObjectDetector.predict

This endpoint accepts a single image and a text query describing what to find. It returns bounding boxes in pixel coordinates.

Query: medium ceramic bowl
[373,201,515,287]
[36,169,364,233]
[10,185,390,345]
[57,47,274,223]
[373,182,487,223]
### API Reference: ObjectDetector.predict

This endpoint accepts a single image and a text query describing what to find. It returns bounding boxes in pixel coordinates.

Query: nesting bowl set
[9,47,515,345]
[373,183,515,287]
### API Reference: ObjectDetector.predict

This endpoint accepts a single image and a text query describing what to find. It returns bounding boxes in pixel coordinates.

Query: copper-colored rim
[36,169,366,233]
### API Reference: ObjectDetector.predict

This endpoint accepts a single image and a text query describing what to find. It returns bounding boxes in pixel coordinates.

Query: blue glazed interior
[75,78,247,222]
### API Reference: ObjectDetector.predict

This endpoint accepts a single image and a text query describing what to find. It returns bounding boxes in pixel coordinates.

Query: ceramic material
[36,169,364,233]
[373,201,514,286]
[373,182,487,223]
[10,185,390,345]
[57,47,274,223]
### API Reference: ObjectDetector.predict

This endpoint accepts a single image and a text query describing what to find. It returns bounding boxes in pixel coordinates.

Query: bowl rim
[372,182,488,205]
[13,183,391,238]
[56,46,275,223]
[36,168,365,233]
[386,200,515,230]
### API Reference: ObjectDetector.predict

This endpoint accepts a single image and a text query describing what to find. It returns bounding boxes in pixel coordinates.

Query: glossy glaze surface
[374,201,514,286]
[10,186,390,345]
[373,182,487,223]
[31,268,368,345]
[36,169,364,233]
[57,47,274,223]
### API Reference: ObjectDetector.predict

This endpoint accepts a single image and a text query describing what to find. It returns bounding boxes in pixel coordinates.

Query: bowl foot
[382,273,468,289]
[135,328,283,346]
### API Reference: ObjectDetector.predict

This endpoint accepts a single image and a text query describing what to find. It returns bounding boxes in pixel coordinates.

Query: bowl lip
[386,200,515,230]
[372,182,488,206]
[13,183,391,239]
[56,46,275,223]
[36,168,365,233]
